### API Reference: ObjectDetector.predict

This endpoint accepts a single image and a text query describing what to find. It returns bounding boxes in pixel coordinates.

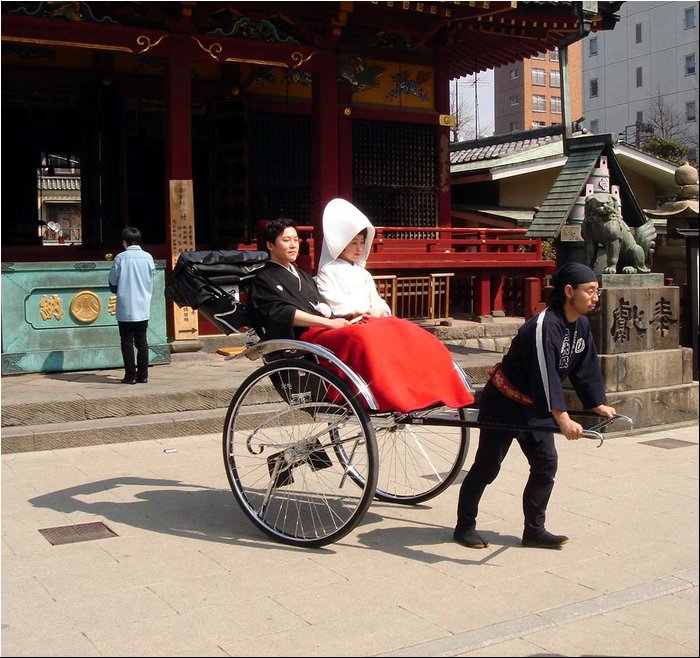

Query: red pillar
[164,33,196,341]
[164,33,192,185]
[338,111,353,200]
[490,274,505,316]
[475,275,491,317]
[312,50,339,270]
[523,276,543,318]
[435,50,452,230]
[337,76,354,200]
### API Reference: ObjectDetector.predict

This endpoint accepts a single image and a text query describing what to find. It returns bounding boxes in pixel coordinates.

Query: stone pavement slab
[2,423,697,657]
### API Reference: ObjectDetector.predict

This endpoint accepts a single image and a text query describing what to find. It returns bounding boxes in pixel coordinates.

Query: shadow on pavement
[27,476,332,554]
[355,522,520,565]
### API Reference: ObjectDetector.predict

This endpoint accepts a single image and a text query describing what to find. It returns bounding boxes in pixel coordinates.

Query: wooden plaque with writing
[169,179,199,340]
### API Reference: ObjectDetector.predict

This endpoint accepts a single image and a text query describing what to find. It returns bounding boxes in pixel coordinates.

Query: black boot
[453,526,489,549]
[522,529,569,549]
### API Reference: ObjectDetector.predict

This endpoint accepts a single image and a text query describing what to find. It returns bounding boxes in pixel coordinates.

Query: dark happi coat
[498,306,607,418]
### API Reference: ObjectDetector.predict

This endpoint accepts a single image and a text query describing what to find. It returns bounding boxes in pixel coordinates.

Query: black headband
[551,263,598,289]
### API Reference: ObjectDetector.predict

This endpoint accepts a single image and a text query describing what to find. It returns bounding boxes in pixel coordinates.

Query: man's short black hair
[121,226,142,246]
[263,218,297,246]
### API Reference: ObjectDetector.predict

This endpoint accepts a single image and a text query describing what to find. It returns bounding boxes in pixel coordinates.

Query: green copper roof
[525,144,604,239]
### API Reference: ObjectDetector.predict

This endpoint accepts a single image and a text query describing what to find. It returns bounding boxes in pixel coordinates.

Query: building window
[590,78,599,97]
[532,94,546,112]
[589,37,598,56]
[686,54,696,75]
[532,52,545,60]
[687,101,697,121]
[510,121,520,131]
[509,69,519,80]
[550,48,559,62]
[636,67,643,87]
[635,23,642,43]
[550,70,561,87]
[590,119,599,133]
[532,68,546,85]
[510,94,520,106]
[532,120,546,128]
[636,110,644,124]
[550,96,562,114]
[688,147,698,162]
[36,152,83,247]
[685,7,695,29]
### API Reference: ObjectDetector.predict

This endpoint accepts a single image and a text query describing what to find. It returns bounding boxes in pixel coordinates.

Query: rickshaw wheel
[334,406,470,505]
[223,359,378,547]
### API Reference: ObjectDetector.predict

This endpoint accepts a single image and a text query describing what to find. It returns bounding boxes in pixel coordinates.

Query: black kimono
[248,261,328,340]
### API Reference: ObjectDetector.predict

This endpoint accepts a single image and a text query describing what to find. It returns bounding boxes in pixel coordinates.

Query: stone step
[1,385,239,428]
[4,390,693,455]
[1,348,502,429]
[1,408,229,454]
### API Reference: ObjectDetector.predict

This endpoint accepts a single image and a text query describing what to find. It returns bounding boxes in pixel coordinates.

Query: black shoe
[522,529,569,549]
[136,378,148,384]
[121,377,136,385]
[453,526,489,549]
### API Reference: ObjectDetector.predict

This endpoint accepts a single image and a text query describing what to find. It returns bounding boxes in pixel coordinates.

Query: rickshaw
[166,250,632,548]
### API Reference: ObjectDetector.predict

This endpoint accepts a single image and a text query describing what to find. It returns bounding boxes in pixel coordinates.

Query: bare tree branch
[646,88,695,146]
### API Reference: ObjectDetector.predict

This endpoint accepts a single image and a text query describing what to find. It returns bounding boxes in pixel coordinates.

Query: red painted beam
[1,14,319,71]
[0,14,170,57]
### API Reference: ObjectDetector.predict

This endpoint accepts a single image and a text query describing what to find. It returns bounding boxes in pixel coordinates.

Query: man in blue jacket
[108,227,155,384]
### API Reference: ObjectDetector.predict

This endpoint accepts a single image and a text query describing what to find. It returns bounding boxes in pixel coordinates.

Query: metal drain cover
[38,521,117,545]
[639,438,698,449]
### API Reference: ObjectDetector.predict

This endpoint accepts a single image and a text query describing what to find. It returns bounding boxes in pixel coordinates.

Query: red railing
[370,227,543,267]
[285,225,544,268]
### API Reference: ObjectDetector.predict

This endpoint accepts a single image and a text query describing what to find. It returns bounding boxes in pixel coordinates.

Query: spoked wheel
[353,406,471,505]
[223,359,378,547]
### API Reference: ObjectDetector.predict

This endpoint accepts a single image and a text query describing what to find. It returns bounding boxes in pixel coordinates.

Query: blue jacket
[108,246,155,322]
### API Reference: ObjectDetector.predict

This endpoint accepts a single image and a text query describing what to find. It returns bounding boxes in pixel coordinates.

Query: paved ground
[1,320,698,656]
[2,422,698,656]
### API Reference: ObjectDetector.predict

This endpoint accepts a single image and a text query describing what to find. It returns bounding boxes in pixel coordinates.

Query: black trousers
[457,381,558,535]
[118,320,149,380]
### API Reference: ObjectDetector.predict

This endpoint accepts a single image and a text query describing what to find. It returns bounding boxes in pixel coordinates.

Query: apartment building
[582,1,698,160]
[493,43,582,135]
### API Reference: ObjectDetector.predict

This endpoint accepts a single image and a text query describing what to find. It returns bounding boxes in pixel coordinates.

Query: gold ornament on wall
[70,291,102,324]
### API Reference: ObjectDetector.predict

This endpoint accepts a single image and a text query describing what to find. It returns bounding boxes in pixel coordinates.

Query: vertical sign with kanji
[169,179,199,340]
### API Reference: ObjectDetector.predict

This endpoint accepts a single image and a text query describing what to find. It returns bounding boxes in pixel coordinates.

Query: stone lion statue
[581,193,656,274]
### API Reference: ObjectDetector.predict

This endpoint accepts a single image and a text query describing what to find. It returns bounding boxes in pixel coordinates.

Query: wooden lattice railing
[373,273,453,324]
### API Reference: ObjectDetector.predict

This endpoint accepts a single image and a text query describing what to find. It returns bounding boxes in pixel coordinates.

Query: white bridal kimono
[315,198,391,317]
[297,197,473,413]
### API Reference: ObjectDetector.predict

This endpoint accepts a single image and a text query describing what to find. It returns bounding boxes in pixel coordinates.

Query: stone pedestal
[587,274,677,353]
[565,273,698,429]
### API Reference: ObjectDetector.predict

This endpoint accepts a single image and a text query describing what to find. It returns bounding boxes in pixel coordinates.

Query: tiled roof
[38,177,81,191]
[450,126,564,167]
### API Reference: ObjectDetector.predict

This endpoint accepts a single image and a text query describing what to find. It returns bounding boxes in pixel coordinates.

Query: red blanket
[301,316,474,413]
